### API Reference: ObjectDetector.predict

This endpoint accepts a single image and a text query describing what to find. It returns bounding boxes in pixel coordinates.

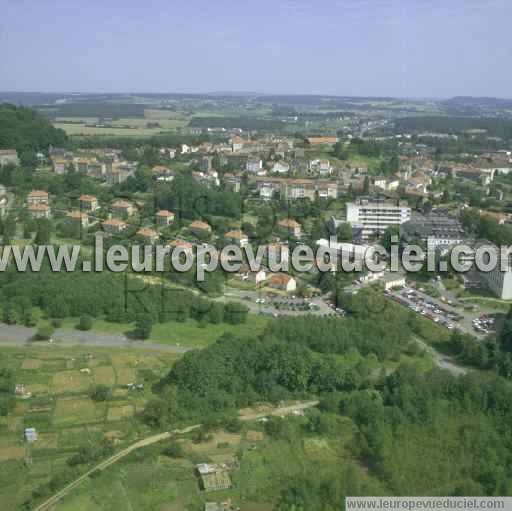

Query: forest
[0,104,68,158]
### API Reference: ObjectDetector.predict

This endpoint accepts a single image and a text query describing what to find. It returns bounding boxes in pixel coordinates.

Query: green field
[57,314,268,348]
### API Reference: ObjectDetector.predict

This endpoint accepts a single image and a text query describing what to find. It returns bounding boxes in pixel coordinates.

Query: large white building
[346,199,411,240]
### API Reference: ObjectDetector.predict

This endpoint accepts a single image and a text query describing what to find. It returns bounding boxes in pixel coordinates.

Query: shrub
[36,324,54,341]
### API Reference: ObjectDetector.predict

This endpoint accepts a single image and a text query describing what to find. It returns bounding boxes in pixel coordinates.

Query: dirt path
[33,401,319,511]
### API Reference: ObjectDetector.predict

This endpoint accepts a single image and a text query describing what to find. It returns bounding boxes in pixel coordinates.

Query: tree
[336,222,353,241]
[36,324,54,341]
[77,314,93,331]
[34,219,52,245]
[91,385,112,402]
[132,315,153,340]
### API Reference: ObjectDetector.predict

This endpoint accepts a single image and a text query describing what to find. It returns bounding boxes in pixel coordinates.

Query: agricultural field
[0,345,179,510]
[53,413,373,511]
[53,110,188,137]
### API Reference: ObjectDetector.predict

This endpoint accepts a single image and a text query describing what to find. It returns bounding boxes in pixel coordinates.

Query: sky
[1,0,511,98]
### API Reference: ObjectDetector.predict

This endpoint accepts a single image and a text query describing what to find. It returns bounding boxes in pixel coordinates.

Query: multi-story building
[26,190,49,206]
[156,210,175,227]
[111,200,135,218]
[28,204,51,219]
[346,198,411,240]
[0,149,19,167]
[246,158,263,173]
[253,177,338,201]
[79,194,99,212]
[102,218,128,235]
[67,211,89,228]
[401,212,465,255]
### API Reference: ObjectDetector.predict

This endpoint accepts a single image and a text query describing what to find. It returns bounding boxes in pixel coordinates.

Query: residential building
[169,239,194,256]
[224,229,249,247]
[156,210,175,227]
[200,156,213,172]
[236,264,267,284]
[0,149,19,167]
[79,194,99,212]
[231,136,244,152]
[346,198,411,240]
[111,200,135,218]
[26,190,49,206]
[270,161,290,174]
[67,210,89,228]
[253,177,338,200]
[24,428,38,443]
[223,173,242,192]
[102,218,128,235]
[28,204,51,219]
[189,220,212,236]
[137,227,159,245]
[308,159,332,176]
[307,136,338,146]
[268,273,297,292]
[278,218,301,237]
[246,158,263,173]
[53,159,67,174]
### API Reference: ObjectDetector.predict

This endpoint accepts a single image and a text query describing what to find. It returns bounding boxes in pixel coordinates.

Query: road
[0,324,191,353]
[414,337,467,376]
[33,400,319,511]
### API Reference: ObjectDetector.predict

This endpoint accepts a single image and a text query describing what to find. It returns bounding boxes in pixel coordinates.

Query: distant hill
[0,103,68,153]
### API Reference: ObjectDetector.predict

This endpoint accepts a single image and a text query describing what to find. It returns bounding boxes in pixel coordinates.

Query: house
[29,204,51,219]
[111,200,135,218]
[24,427,38,443]
[271,161,290,174]
[27,190,49,206]
[246,158,263,173]
[268,273,297,293]
[102,218,128,235]
[236,264,267,284]
[307,136,338,146]
[223,173,242,192]
[169,239,194,257]
[0,196,8,218]
[196,464,232,492]
[137,227,159,245]
[309,159,332,176]
[67,211,89,228]
[224,229,249,247]
[189,220,212,236]
[79,194,99,212]
[53,159,67,174]
[156,210,175,227]
[0,149,19,167]
[278,218,301,237]
[231,136,244,152]
[200,156,214,172]
[181,144,191,154]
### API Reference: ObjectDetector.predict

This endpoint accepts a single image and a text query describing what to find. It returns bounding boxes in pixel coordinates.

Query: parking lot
[385,285,496,338]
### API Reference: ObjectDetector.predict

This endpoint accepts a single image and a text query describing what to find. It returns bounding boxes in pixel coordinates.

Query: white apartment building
[346,199,411,239]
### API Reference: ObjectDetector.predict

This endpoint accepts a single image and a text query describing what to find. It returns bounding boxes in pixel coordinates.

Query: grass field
[58,314,268,348]
[0,345,179,510]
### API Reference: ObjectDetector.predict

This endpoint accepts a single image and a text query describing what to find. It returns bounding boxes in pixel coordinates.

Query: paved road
[0,324,191,353]
[33,400,319,511]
